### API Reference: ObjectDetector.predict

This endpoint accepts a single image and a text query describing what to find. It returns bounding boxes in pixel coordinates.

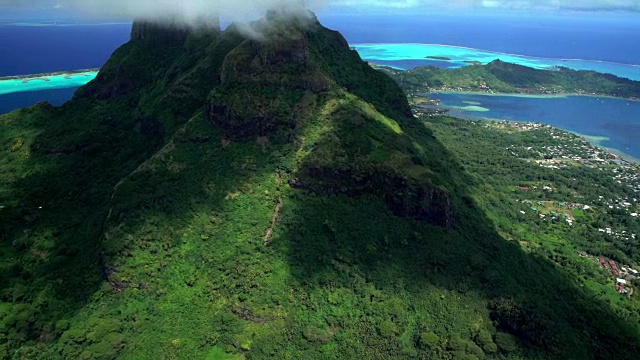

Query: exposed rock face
[130,17,221,45]
[207,14,333,139]
[296,165,456,229]
[130,20,191,45]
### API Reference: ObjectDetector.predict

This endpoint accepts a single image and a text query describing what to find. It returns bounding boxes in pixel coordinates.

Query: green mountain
[1,11,640,359]
[388,60,640,98]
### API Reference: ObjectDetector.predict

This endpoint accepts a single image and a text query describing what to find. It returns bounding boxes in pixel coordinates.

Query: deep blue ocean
[0,23,131,77]
[1,11,639,157]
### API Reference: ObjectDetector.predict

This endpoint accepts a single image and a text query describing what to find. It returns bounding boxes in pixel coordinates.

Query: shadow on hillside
[0,36,230,353]
[0,97,282,357]
[0,95,165,325]
[274,116,640,358]
[3,96,640,359]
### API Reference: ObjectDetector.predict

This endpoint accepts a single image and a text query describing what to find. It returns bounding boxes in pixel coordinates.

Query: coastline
[571,133,640,164]
[444,113,640,164]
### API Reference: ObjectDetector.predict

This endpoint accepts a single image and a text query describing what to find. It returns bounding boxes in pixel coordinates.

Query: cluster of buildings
[596,227,637,243]
[580,252,637,296]
[492,121,640,220]
[594,196,639,220]
[486,120,640,298]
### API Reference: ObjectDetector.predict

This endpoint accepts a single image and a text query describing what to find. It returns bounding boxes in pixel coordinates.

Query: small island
[425,56,452,61]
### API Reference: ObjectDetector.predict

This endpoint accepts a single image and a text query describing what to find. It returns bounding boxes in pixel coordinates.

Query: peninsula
[382,60,640,100]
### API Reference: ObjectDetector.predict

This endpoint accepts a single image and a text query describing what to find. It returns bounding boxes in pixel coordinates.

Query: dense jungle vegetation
[1,11,640,359]
[387,60,640,98]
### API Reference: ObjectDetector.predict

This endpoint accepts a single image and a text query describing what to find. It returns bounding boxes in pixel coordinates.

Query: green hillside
[387,60,640,99]
[1,11,640,359]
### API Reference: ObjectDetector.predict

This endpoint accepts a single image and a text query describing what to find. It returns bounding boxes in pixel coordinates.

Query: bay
[426,92,640,160]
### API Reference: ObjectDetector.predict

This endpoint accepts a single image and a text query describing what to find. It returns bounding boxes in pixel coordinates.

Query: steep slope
[1,11,640,360]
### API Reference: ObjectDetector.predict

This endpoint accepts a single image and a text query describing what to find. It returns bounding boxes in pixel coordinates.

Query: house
[536,201,544,206]
[616,278,627,285]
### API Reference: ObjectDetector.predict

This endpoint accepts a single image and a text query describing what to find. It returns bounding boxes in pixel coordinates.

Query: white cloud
[332,0,640,11]
[481,0,500,7]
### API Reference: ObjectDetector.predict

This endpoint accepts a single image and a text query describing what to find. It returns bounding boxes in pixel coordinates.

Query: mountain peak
[130,16,221,45]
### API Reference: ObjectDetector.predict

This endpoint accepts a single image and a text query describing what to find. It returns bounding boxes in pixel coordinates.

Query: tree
[420,331,439,348]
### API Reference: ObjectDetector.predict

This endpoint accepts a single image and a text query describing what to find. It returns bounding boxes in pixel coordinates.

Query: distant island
[0,68,99,83]
[425,56,452,61]
[380,60,640,100]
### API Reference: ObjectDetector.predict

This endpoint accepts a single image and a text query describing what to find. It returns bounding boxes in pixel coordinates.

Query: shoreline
[445,113,640,164]
[570,133,640,164]
[426,90,640,102]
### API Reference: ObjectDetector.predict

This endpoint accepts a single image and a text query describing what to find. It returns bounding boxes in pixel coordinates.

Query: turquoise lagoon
[0,70,98,96]
[352,44,640,81]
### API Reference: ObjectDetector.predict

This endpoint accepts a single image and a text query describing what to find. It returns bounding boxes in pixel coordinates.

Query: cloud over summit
[56,0,324,23]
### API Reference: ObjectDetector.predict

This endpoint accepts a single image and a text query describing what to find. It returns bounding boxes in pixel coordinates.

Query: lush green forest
[1,11,640,359]
[384,60,640,99]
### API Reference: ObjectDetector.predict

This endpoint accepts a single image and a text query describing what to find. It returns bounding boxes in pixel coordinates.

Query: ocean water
[0,87,78,115]
[321,12,640,66]
[0,23,130,77]
[352,44,640,81]
[427,92,640,159]
[0,23,128,114]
